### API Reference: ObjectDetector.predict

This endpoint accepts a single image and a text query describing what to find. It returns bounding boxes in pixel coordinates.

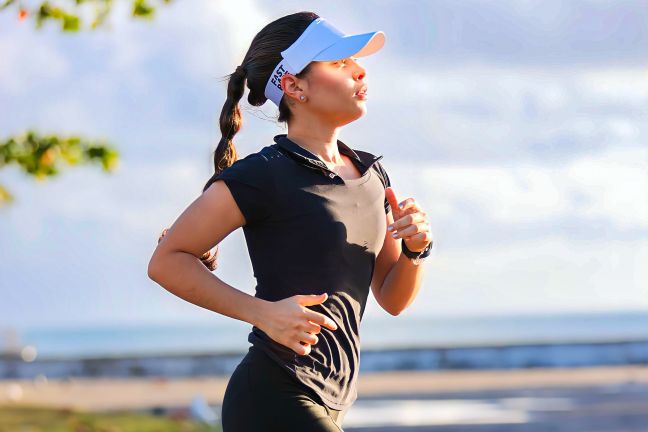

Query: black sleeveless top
[215,134,391,410]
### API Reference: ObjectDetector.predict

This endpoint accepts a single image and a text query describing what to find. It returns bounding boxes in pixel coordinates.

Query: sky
[1,0,647,332]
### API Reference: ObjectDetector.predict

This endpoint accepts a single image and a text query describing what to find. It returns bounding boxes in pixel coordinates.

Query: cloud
[357,65,647,163]
[135,0,271,82]
[12,158,209,234]
[363,235,648,319]
[370,0,648,66]
[381,145,647,248]
[0,27,69,96]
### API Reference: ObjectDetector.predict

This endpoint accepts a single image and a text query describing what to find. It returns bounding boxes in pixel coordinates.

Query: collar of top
[272,134,383,176]
[264,17,385,107]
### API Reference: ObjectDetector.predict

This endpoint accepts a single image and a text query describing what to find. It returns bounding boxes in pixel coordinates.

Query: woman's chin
[330,103,367,125]
[354,102,368,115]
[349,106,367,123]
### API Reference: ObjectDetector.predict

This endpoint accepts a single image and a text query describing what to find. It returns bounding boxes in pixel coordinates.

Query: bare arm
[370,209,401,315]
[147,179,338,355]
[147,180,269,327]
[376,249,426,316]
[370,188,431,316]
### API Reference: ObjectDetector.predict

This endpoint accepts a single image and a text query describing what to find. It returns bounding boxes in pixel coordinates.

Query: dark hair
[158,11,320,271]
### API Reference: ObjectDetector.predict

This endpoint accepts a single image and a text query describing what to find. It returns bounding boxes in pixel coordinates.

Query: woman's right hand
[258,293,338,356]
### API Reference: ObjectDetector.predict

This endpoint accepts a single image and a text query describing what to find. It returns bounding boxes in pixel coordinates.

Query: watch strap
[402,239,432,260]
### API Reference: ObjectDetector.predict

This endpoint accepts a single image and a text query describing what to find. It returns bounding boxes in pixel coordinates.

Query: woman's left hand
[385,187,433,253]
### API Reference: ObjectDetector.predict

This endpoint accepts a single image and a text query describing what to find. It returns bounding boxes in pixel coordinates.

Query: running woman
[148,11,433,431]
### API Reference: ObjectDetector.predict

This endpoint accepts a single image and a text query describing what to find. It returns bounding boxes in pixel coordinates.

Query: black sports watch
[401,239,432,265]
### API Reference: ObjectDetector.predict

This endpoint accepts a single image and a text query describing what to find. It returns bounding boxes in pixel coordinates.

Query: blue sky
[1,0,646,331]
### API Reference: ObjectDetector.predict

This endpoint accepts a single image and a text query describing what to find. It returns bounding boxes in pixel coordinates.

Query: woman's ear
[280,73,304,103]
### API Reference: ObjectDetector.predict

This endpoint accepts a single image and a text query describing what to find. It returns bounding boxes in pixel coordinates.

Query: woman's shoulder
[214,147,280,226]
[228,145,283,167]
[221,146,280,173]
[216,145,285,195]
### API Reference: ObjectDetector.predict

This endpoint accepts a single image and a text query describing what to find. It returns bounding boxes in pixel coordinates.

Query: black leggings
[221,345,347,431]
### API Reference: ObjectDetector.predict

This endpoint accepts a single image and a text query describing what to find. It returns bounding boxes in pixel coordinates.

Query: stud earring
[300,95,306,101]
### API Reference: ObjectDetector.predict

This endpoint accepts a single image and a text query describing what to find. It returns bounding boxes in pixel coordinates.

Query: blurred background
[1,0,647,430]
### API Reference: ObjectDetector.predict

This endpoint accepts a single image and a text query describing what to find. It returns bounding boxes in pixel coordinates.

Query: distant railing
[2,338,648,380]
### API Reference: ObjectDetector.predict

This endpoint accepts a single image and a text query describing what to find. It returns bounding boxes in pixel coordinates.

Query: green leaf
[0,0,16,11]
[62,13,80,31]
[0,130,120,207]
[132,0,154,18]
[4,0,174,31]
[0,184,14,207]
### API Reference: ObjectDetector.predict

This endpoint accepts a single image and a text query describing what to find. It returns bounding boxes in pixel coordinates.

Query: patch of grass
[0,405,220,432]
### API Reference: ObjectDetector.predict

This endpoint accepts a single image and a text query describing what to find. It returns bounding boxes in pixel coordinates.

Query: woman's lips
[354,89,368,100]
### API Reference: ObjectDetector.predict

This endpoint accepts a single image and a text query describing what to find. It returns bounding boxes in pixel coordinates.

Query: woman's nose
[351,58,366,80]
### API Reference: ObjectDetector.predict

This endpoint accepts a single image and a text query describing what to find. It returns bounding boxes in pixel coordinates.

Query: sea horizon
[2,309,648,360]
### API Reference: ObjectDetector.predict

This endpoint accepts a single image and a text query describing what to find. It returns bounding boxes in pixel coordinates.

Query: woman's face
[292,56,368,125]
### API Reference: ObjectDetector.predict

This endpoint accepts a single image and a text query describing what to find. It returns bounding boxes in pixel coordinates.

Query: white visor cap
[264,17,385,107]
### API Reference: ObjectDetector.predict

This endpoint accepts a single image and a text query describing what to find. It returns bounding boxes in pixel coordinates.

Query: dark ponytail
[158,11,320,271]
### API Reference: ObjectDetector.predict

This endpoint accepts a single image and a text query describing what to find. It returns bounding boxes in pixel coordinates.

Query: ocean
[3,309,648,360]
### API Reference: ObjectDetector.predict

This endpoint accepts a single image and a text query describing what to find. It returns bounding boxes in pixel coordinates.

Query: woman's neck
[286,128,343,165]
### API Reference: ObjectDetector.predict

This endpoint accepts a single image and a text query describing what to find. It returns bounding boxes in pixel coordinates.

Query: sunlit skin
[278,57,368,169]
[386,189,433,252]
[283,57,368,130]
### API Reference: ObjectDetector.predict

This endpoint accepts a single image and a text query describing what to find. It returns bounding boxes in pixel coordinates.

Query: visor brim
[312,31,385,62]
